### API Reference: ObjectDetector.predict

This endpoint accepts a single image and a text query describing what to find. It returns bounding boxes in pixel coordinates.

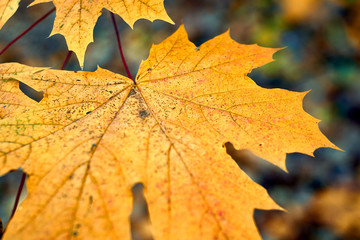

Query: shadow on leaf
[19,81,44,103]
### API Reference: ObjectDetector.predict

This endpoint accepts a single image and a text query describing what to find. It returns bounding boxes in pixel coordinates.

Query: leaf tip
[163,15,175,25]
[225,28,231,36]
[167,24,190,44]
[128,22,135,29]
[177,24,187,33]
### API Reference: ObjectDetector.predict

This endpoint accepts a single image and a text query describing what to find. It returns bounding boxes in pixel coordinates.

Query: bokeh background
[0,0,360,239]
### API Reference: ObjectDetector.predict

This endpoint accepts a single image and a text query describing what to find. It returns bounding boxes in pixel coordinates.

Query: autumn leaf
[0,0,20,29]
[0,25,337,240]
[28,0,173,68]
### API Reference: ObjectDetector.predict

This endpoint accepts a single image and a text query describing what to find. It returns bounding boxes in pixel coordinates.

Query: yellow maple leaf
[29,0,173,68]
[0,0,20,29]
[0,25,336,239]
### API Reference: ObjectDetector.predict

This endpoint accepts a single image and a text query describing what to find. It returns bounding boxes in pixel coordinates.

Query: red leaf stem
[0,7,56,56]
[61,51,73,70]
[110,12,134,83]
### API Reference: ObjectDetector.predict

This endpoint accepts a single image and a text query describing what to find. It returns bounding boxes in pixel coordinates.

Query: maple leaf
[29,0,173,68]
[0,25,337,240]
[0,0,20,29]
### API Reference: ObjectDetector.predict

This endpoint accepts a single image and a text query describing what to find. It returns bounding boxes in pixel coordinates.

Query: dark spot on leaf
[86,111,92,115]
[139,110,150,119]
[76,79,81,82]
[109,91,113,94]
[72,231,78,237]
[259,143,263,147]
[147,68,152,71]
[75,224,81,229]
[195,47,200,51]
[90,144,96,152]
[69,173,74,180]
[19,81,44,102]
[129,89,136,96]
[89,195,93,204]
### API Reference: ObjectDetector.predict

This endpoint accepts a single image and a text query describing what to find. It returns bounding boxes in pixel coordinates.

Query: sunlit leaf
[0,25,337,240]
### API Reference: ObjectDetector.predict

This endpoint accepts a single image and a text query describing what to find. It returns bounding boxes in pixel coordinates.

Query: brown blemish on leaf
[129,88,136,96]
[139,110,150,119]
[90,144,96,153]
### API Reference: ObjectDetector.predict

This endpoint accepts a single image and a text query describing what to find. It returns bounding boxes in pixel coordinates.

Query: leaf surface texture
[0,0,21,29]
[0,25,336,240]
[30,0,173,67]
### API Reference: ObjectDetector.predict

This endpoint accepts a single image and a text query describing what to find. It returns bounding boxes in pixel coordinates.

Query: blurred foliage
[0,0,360,239]
[256,184,360,240]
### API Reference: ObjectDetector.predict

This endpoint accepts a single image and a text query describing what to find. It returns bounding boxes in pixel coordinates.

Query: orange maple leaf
[0,0,21,29]
[28,0,173,68]
[0,25,336,239]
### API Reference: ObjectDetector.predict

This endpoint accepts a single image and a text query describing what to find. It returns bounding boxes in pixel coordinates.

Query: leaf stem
[110,12,134,83]
[0,7,56,56]
[9,172,26,221]
[61,51,73,70]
